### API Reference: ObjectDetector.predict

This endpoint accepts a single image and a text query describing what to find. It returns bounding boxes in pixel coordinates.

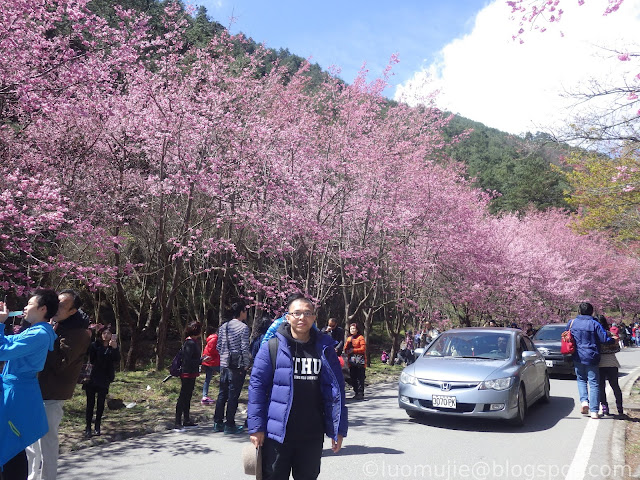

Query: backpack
[268,337,278,371]
[169,348,183,377]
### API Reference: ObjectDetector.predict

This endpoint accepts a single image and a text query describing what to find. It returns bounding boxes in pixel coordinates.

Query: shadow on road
[549,373,576,380]
[405,395,575,433]
[324,444,404,456]
[58,429,225,478]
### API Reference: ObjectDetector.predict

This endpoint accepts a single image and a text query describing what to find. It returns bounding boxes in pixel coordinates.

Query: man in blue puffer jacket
[568,302,612,419]
[248,296,348,480]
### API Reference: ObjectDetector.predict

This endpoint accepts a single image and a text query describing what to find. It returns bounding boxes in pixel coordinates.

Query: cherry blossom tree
[2,0,640,372]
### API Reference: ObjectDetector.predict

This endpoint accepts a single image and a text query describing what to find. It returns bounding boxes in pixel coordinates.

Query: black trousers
[349,365,366,395]
[85,385,108,429]
[1,450,27,480]
[213,367,246,427]
[262,436,324,480]
[175,377,196,424]
[599,367,623,410]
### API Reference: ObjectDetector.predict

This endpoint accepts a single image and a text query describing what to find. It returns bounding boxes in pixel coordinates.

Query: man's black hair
[229,300,246,319]
[59,289,83,310]
[578,302,594,316]
[34,288,60,320]
[286,296,314,312]
[285,293,306,309]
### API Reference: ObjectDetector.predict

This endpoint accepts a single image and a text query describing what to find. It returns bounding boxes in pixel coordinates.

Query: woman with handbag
[84,326,120,437]
[345,322,366,400]
[596,315,625,417]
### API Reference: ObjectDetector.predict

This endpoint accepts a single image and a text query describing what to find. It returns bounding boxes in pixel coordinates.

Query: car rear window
[533,326,565,341]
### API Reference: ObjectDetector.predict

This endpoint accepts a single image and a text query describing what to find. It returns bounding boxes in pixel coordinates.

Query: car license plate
[545,360,553,367]
[432,395,456,409]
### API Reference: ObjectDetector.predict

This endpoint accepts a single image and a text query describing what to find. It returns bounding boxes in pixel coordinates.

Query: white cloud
[394,0,640,135]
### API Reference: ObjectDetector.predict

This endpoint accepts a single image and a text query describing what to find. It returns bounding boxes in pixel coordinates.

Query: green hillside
[444,116,572,214]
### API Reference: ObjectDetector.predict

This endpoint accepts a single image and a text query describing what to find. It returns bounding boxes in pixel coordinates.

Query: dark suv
[532,324,575,376]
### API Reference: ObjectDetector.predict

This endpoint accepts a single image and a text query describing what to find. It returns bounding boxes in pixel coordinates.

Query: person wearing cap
[247,296,348,480]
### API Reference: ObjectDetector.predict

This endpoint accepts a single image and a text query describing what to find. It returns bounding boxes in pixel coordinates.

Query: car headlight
[400,371,417,385]
[479,377,514,391]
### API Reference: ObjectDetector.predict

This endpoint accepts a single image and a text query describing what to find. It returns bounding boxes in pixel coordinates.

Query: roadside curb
[611,365,640,480]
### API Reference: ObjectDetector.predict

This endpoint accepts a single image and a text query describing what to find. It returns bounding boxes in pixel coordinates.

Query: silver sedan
[398,328,550,426]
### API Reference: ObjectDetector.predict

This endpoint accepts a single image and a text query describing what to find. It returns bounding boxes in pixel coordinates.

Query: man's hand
[250,431,265,448]
[331,435,344,453]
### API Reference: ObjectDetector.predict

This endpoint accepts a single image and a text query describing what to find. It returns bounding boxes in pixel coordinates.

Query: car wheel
[541,374,551,403]
[509,385,526,426]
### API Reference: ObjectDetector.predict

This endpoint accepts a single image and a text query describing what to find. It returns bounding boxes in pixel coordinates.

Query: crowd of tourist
[2,287,639,480]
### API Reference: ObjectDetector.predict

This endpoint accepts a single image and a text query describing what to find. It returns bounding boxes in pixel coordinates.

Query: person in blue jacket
[568,302,613,419]
[248,296,347,480]
[0,289,58,479]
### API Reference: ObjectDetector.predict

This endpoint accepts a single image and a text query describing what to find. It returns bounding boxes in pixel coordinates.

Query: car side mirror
[414,348,425,357]
[522,351,537,361]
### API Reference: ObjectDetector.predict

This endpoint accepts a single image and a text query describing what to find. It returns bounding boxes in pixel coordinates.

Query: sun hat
[242,444,262,480]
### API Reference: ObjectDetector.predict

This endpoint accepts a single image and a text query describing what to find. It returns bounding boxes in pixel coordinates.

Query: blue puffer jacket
[568,315,611,366]
[247,328,348,443]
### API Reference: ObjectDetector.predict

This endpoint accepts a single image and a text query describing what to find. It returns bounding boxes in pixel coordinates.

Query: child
[380,350,389,364]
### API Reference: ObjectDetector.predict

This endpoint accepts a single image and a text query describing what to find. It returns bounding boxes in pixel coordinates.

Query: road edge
[610,364,640,480]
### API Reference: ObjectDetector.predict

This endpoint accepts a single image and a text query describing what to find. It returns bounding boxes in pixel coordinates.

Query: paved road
[58,348,640,480]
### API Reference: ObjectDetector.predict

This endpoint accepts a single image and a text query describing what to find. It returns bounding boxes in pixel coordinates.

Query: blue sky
[196,0,640,135]
[197,0,488,91]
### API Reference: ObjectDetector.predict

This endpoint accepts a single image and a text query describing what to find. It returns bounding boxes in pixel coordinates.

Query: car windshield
[424,331,512,360]
[533,326,565,341]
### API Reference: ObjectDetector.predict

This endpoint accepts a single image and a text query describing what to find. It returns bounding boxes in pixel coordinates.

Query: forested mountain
[88,0,330,86]
[444,116,572,214]
[88,0,573,216]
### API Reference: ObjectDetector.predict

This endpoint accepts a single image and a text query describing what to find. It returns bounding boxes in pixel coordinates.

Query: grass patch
[365,359,404,384]
[60,369,216,452]
[624,378,640,478]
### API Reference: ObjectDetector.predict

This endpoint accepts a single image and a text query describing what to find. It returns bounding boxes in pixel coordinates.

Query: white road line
[565,416,599,480]
[565,363,640,480]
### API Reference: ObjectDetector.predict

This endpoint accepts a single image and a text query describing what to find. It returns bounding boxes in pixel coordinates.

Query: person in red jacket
[345,322,366,400]
[201,325,220,405]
